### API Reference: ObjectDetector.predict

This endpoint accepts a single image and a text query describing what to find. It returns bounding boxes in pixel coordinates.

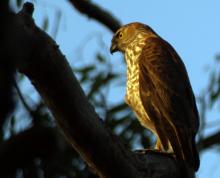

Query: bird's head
[110,22,156,54]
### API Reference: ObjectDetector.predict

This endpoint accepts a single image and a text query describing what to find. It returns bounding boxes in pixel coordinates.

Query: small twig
[13,80,38,124]
[197,131,220,151]
[14,81,32,112]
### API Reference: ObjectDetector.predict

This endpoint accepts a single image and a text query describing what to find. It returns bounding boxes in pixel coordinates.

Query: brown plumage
[110,22,200,171]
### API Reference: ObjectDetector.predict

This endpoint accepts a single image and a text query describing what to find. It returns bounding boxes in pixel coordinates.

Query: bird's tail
[160,118,199,172]
[171,127,200,172]
[191,136,200,171]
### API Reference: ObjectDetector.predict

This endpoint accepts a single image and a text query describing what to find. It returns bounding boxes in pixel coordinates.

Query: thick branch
[68,0,121,32]
[0,0,16,128]
[5,2,186,178]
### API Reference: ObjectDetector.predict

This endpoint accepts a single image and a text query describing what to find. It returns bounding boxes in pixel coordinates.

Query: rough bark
[2,2,192,178]
[0,0,16,128]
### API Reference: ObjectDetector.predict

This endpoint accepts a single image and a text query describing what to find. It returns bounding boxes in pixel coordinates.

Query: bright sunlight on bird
[110,22,200,172]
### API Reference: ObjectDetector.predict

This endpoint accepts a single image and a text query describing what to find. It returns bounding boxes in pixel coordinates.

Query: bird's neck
[124,33,155,64]
[124,37,145,96]
[124,36,145,65]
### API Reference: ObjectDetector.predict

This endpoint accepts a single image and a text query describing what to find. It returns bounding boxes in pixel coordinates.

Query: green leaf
[87,74,104,98]
[74,65,96,83]
[108,103,128,114]
[215,54,220,62]
[16,0,23,7]
[10,116,16,135]
[96,53,105,63]
[104,73,118,82]
[42,17,49,31]
[74,65,95,74]
[18,73,25,81]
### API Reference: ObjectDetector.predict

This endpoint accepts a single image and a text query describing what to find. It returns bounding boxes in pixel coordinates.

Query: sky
[16,0,220,177]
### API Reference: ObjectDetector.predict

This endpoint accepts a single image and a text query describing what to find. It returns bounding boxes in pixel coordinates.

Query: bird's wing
[138,37,199,170]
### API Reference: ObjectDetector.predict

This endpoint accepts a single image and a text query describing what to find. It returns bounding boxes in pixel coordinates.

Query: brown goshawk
[110,22,200,171]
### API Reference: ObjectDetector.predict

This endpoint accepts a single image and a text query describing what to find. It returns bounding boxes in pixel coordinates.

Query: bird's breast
[124,51,153,130]
[125,49,140,108]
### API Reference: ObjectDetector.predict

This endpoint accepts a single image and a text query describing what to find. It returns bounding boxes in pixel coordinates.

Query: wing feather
[138,37,200,170]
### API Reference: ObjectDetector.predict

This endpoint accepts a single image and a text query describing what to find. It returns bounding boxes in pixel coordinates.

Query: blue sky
[19,0,220,177]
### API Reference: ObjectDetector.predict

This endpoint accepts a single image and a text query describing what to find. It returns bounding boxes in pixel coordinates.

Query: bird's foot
[134,149,174,158]
[134,148,161,154]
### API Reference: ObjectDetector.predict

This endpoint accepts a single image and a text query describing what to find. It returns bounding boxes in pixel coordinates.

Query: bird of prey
[110,22,200,171]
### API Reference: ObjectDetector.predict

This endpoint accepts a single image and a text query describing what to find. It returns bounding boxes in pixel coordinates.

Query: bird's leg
[134,138,173,158]
[134,137,163,154]
[135,139,163,154]
[155,138,163,151]
[134,139,162,154]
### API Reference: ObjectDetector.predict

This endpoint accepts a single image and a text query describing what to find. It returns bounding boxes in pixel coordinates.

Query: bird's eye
[119,32,123,39]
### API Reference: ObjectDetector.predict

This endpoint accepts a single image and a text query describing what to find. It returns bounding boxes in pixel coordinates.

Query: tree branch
[197,131,220,152]
[4,2,191,178]
[68,0,121,32]
[14,80,33,114]
[0,0,16,129]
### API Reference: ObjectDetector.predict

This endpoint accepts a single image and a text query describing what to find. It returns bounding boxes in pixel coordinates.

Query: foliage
[197,56,220,141]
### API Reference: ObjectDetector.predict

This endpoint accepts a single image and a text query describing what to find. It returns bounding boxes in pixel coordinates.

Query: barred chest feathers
[124,38,155,132]
[124,45,142,108]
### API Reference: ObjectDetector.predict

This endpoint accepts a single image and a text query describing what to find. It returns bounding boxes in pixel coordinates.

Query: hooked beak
[110,41,119,54]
